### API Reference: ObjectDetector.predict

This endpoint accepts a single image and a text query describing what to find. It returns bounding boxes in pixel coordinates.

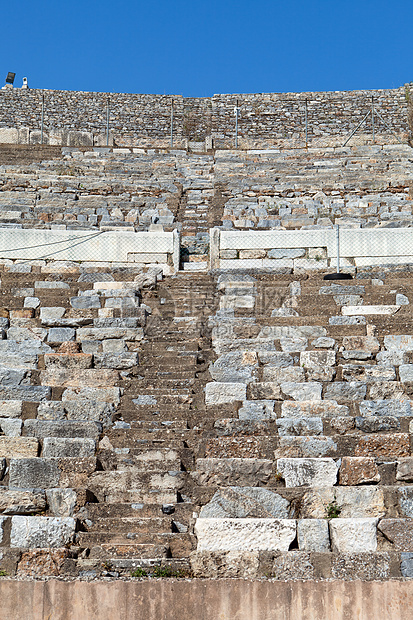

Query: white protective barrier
[0,228,180,272]
[210,227,413,270]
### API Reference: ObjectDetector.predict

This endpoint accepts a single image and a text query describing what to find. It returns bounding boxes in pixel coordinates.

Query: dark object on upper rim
[323,273,353,280]
[5,72,15,84]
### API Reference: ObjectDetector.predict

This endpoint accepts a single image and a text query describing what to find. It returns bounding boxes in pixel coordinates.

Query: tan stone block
[10,309,34,319]
[239,250,267,259]
[342,336,380,352]
[205,437,266,459]
[378,519,413,550]
[339,457,380,485]
[40,368,119,388]
[44,353,93,369]
[0,437,38,458]
[17,548,70,577]
[57,342,81,354]
[355,434,410,458]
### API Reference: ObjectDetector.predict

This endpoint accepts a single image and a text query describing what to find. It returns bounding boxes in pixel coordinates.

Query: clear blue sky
[1,0,412,96]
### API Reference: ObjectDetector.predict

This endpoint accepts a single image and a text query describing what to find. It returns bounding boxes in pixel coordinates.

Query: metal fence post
[170,99,174,148]
[106,98,110,146]
[40,94,45,145]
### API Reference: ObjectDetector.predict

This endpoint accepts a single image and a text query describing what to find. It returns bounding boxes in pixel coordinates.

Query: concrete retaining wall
[0,228,180,272]
[0,579,412,620]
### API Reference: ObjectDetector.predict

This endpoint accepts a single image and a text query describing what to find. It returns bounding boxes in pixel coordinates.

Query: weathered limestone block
[277,458,338,487]
[257,352,294,366]
[238,400,275,420]
[342,336,380,352]
[46,488,77,517]
[70,295,101,309]
[297,519,330,552]
[358,400,413,417]
[271,551,316,579]
[398,488,413,517]
[396,458,413,482]
[10,516,76,548]
[339,457,380,485]
[16,548,71,578]
[190,550,261,579]
[275,436,337,458]
[93,352,138,370]
[331,552,391,580]
[399,365,413,383]
[281,400,350,418]
[319,285,365,296]
[42,438,96,458]
[0,488,46,515]
[9,458,60,488]
[0,437,38,459]
[276,417,323,436]
[342,305,400,316]
[24,420,101,439]
[355,434,410,458]
[301,487,385,519]
[300,351,335,368]
[378,519,413,550]
[323,382,367,402]
[279,337,308,352]
[384,335,413,352]
[40,368,119,388]
[341,364,396,382]
[369,381,406,400]
[0,386,51,402]
[199,487,290,518]
[192,458,273,486]
[280,382,322,401]
[376,350,408,365]
[205,382,247,405]
[0,418,21,437]
[44,353,93,369]
[0,400,23,418]
[194,518,296,552]
[62,386,121,405]
[47,328,76,344]
[311,337,335,349]
[262,366,305,383]
[329,518,378,553]
[248,382,282,400]
[76,327,144,341]
[209,351,258,383]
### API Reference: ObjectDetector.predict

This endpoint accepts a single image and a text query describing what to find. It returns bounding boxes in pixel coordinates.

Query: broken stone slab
[342,305,400,316]
[42,438,96,458]
[0,419,22,436]
[238,400,275,420]
[297,519,330,552]
[276,417,323,436]
[281,400,350,418]
[329,518,378,553]
[192,458,273,487]
[0,488,46,515]
[24,420,101,439]
[323,382,367,402]
[274,436,337,458]
[10,516,76,548]
[300,351,335,368]
[384,335,413,352]
[0,437,39,459]
[199,487,290,519]
[205,382,247,405]
[301,487,386,519]
[339,457,380,485]
[280,382,322,401]
[45,488,77,517]
[276,458,338,487]
[9,458,61,488]
[194,518,296,552]
[209,351,258,384]
[0,366,29,386]
[358,400,413,417]
[396,458,413,482]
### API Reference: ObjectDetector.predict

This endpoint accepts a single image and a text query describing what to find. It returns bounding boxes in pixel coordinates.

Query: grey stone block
[329,518,378,553]
[10,515,75,547]
[70,295,101,309]
[323,381,367,402]
[277,458,338,487]
[0,386,51,402]
[209,351,258,384]
[238,400,275,420]
[205,382,247,405]
[0,418,22,436]
[47,328,76,343]
[46,488,77,517]
[401,552,413,578]
[275,436,337,458]
[331,552,390,580]
[281,382,322,401]
[94,352,138,369]
[42,437,96,458]
[24,420,101,439]
[0,488,46,515]
[329,316,366,325]
[276,417,323,436]
[358,400,413,417]
[9,458,60,488]
[398,488,413,517]
[297,519,330,552]
[399,364,413,382]
[355,416,400,433]
[199,487,290,519]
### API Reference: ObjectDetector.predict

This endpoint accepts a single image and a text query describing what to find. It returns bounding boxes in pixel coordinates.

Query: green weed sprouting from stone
[326,500,342,518]
[131,567,148,578]
[0,570,8,577]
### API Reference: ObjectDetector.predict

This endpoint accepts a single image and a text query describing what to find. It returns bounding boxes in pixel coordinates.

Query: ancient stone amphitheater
[1,86,413,618]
